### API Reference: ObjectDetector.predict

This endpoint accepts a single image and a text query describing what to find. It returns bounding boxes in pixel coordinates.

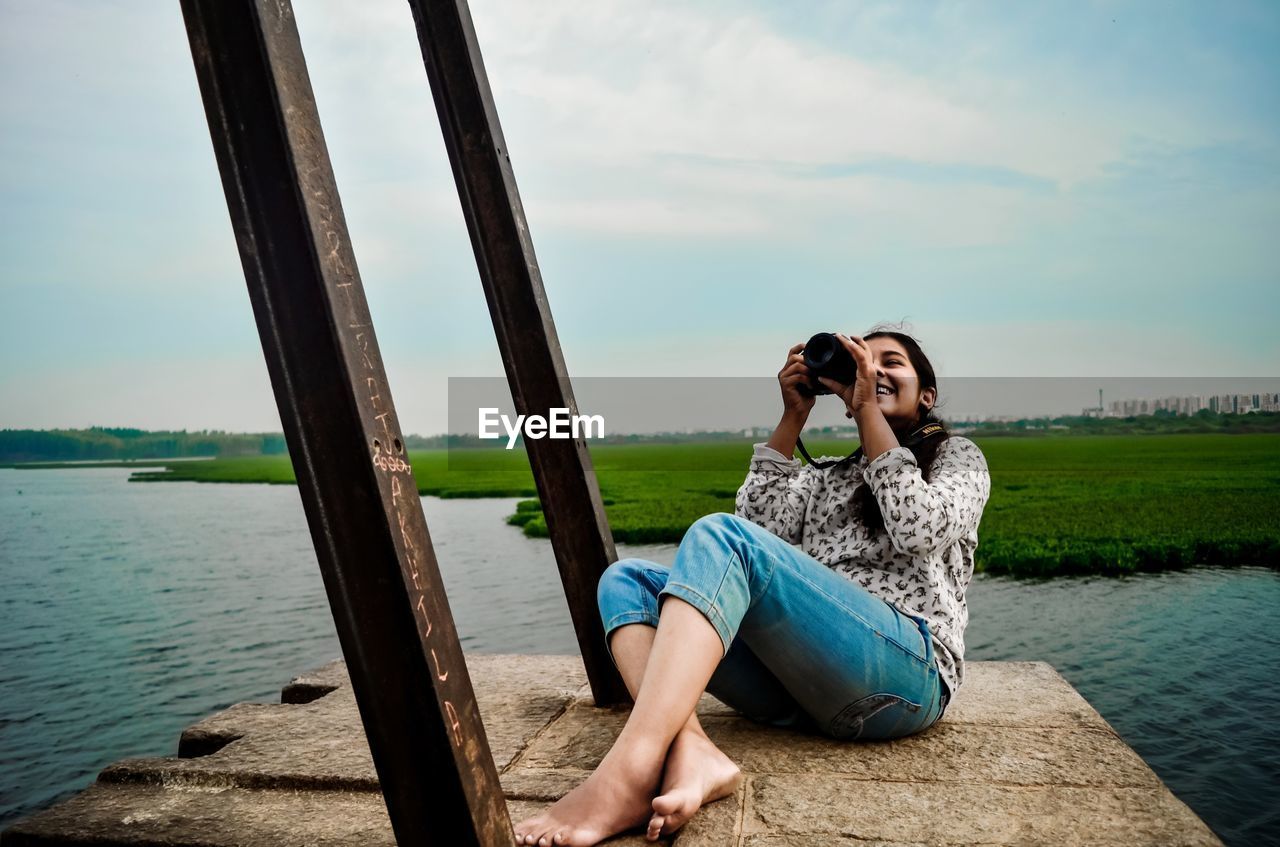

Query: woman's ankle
[680,716,710,741]
[601,730,671,778]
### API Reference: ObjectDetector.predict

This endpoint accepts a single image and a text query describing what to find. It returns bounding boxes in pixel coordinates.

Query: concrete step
[1,655,1223,846]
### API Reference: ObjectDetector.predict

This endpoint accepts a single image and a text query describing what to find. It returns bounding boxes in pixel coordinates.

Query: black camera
[797,332,857,397]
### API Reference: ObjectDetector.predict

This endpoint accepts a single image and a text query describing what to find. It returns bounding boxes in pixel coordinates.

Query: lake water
[1,468,1277,845]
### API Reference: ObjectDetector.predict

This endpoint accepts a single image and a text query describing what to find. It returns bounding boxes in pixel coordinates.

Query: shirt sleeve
[734,442,820,544]
[863,436,991,558]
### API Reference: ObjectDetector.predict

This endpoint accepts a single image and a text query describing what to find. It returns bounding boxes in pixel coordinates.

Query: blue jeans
[597,513,948,741]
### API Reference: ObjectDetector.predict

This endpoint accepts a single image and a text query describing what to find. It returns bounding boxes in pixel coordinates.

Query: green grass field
[122,434,1280,577]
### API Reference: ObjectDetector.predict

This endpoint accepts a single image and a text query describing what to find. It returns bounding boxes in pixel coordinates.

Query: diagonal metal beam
[179,1,510,843]
[406,0,629,707]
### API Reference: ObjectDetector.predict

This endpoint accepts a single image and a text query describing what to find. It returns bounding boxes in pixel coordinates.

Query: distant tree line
[5,410,1277,463]
[0,428,287,463]
[403,433,489,450]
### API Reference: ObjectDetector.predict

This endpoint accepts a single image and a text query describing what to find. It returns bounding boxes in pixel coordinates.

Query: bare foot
[513,746,664,847]
[645,729,742,840]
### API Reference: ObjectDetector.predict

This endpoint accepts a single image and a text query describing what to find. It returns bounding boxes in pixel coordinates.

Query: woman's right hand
[778,342,818,419]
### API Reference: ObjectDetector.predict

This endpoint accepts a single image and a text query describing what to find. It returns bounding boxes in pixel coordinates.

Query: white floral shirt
[734,436,991,698]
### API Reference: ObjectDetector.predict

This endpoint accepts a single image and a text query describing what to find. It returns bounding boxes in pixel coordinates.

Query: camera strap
[795,421,945,470]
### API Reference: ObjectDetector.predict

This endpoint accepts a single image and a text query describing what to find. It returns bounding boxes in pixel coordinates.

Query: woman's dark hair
[856,325,949,532]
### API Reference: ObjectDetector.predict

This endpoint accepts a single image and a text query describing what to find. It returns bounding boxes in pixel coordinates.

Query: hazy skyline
[445,377,1280,437]
[3,1,1277,435]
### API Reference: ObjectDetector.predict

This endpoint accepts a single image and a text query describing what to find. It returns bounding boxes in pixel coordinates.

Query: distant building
[1107,392,1277,417]
[1081,388,1105,418]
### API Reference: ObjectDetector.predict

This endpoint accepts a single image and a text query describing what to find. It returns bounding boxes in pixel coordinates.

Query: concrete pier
[2,655,1223,846]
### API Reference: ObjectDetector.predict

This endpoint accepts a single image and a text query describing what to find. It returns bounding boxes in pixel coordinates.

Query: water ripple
[966,565,1280,846]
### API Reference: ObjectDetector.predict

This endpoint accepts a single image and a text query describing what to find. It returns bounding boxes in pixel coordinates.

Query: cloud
[469,1,1159,180]
[283,0,1259,248]
[1,0,1275,432]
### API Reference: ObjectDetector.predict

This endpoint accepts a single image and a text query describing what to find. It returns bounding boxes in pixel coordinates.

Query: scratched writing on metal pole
[303,166,464,753]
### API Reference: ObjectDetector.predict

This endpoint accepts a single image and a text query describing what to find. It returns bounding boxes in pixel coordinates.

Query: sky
[1,1,1277,435]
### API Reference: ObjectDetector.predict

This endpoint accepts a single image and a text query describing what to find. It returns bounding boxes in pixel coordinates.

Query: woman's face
[865,337,936,430]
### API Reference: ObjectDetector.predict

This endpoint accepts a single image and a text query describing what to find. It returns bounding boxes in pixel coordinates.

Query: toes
[513,819,540,845]
[651,793,695,836]
[660,812,689,836]
[552,830,569,845]
[646,813,664,841]
[652,793,681,817]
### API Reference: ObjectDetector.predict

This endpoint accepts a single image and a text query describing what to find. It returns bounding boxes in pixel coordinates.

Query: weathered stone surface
[745,774,1222,846]
[0,782,396,847]
[280,657,348,703]
[510,702,1153,791]
[150,685,378,790]
[665,780,743,846]
[513,702,630,770]
[743,839,927,847]
[469,653,591,701]
[513,699,739,773]
[154,653,586,793]
[501,766,593,802]
[945,661,1113,730]
[701,720,1158,788]
[3,656,1222,847]
[4,786,681,847]
[470,655,585,771]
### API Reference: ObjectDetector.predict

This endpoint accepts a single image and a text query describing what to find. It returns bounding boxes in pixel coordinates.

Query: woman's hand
[817,333,880,419]
[778,342,818,420]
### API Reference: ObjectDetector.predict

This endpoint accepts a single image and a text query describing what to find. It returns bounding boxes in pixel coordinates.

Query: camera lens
[799,332,857,396]
[804,333,839,370]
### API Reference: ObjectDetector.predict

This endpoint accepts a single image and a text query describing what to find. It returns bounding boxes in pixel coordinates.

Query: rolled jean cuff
[601,610,660,666]
[659,580,734,658]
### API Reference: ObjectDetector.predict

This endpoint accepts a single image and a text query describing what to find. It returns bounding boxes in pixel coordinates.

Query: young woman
[514,329,991,847]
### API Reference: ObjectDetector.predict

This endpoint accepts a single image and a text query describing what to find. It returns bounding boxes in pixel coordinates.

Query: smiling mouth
[876,386,895,396]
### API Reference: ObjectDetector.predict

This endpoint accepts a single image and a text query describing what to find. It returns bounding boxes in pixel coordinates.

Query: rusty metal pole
[179,1,510,843]
[405,0,629,707]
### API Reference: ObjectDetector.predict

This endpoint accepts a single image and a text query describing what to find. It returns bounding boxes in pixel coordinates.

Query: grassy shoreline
[13,433,1278,578]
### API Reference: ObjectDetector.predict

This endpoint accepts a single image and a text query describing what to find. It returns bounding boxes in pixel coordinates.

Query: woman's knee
[684,512,747,546]
[682,513,774,573]
[597,557,663,617]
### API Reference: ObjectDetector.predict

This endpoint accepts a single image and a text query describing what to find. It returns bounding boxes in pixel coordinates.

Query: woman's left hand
[817,333,880,419]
